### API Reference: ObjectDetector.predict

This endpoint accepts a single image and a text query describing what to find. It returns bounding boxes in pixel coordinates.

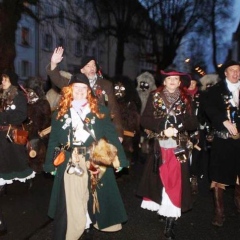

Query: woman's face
[164,76,180,93]
[188,80,197,90]
[72,83,88,100]
[2,76,11,90]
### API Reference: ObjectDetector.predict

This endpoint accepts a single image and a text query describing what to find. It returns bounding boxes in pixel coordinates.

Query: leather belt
[214,131,240,140]
[0,125,21,131]
[66,146,90,155]
[0,126,9,131]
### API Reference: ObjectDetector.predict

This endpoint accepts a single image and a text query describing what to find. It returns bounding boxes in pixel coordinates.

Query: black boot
[190,175,198,195]
[164,217,175,240]
[234,184,240,213]
[158,214,166,223]
[81,224,93,240]
[0,210,7,236]
[0,185,7,197]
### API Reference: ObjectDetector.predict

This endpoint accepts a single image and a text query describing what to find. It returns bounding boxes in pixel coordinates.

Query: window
[92,47,96,57]
[75,40,82,56]
[21,61,30,78]
[43,34,53,51]
[75,0,83,6]
[75,16,81,31]
[84,45,88,55]
[21,27,30,46]
[57,37,65,47]
[58,9,65,26]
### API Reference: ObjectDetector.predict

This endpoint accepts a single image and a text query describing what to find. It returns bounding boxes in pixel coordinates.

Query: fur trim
[59,70,72,80]
[200,74,220,91]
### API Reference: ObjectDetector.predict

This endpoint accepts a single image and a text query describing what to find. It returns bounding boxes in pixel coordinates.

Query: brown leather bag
[8,125,29,145]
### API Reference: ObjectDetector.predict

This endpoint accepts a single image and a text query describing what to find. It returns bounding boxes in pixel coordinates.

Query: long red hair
[56,84,105,119]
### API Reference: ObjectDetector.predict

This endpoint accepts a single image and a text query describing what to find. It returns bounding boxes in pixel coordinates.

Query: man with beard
[46,47,123,140]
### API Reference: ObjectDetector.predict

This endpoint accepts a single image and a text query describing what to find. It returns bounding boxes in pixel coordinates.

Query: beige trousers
[64,151,89,240]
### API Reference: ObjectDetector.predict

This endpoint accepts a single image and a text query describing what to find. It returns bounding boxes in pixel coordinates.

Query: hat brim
[161,70,191,88]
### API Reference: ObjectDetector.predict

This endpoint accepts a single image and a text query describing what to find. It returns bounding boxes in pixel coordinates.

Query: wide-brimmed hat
[1,70,19,86]
[161,69,191,88]
[68,73,91,88]
[79,56,97,70]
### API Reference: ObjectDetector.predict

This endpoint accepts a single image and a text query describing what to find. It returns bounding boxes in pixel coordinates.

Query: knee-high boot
[212,187,224,227]
[0,209,7,236]
[164,217,175,240]
[234,184,240,213]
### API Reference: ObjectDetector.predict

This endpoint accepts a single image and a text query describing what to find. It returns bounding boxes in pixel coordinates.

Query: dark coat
[46,64,123,138]
[137,90,198,212]
[44,105,128,229]
[0,87,33,179]
[26,99,51,172]
[205,80,240,185]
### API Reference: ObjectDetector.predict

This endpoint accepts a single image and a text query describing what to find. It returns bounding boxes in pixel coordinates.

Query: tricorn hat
[161,69,192,88]
[68,73,91,88]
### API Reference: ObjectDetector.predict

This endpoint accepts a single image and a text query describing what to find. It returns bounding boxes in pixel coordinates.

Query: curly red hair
[56,84,104,119]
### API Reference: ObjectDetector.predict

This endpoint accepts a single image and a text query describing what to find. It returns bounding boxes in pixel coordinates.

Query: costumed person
[204,60,240,227]
[137,69,198,240]
[0,70,35,194]
[186,73,203,195]
[46,47,123,140]
[44,73,128,240]
[194,74,220,182]
[136,71,157,115]
[112,75,141,166]
[23,76,51,173]
[136,71,157,162]
[46,71,71,112]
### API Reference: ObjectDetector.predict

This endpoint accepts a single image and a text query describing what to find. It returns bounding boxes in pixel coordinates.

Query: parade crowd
[0,46,240,240]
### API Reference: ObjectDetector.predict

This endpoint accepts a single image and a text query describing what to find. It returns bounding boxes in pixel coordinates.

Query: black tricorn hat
[1,70,19,86]
[222,60,240,71]
[68,73,91,88]
[79,56,97,70]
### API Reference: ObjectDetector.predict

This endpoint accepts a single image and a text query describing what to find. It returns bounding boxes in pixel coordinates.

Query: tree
[197,0,234,73]
[87,0,150,75]
[140,0,208,70]
[140,0,232,72]
[0,0,38,73]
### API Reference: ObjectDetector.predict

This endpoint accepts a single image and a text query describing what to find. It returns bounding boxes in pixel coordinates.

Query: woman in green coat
[44,73,128,240]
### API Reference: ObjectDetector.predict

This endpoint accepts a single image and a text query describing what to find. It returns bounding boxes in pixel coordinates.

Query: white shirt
[226,78,240,107]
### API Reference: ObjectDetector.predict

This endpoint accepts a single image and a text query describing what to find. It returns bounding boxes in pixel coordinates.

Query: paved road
[1,162,240,240]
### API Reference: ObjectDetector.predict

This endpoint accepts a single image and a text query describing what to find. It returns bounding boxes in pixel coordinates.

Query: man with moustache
[46,47,123,140]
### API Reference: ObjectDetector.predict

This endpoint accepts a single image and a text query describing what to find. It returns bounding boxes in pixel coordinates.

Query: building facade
[15,0,156,84]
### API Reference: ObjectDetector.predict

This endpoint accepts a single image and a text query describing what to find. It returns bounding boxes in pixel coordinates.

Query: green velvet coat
[44,105,128,229]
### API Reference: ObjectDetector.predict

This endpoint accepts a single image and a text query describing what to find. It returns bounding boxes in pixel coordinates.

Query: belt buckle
[231,133,240,140]
[76,146,86,155]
